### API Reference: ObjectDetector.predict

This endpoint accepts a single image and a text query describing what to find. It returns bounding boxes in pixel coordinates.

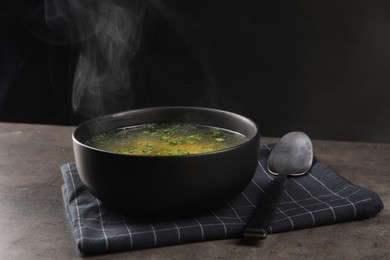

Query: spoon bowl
[268,131,313,176]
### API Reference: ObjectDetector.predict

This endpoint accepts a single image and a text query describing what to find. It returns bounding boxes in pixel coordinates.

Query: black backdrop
[1,0,390,143]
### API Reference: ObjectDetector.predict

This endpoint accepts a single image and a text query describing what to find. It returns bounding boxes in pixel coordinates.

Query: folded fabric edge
[310,157,384,216]
[61,184,84,252]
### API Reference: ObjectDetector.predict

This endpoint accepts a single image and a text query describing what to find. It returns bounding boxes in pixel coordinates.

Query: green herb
[142,143,154,153]
[188,134,202,140]
[93,134,106,143]
[117,147,139,154]
[173,149,190,155]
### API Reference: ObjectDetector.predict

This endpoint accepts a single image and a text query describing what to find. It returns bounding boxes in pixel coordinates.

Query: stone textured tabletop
[0,122,389,259]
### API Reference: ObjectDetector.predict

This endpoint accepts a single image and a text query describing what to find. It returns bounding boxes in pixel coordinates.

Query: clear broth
[86,123,249,156]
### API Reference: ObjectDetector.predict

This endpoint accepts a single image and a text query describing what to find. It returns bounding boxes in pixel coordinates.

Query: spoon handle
[243,175,287,239]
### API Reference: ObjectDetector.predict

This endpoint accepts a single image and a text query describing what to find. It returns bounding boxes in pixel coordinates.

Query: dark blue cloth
[61,144,383,254]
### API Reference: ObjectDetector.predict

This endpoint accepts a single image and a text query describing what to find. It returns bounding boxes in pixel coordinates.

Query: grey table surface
[0,122,389,259]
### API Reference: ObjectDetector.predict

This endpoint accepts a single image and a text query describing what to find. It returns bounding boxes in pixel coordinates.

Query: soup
[86,123,249,156]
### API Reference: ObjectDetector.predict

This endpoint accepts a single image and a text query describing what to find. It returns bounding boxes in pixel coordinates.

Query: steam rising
[45,0,220,121]
[46,0,146,119]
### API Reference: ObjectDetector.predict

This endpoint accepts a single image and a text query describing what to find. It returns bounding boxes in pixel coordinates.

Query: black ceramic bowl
[72,106,260,217]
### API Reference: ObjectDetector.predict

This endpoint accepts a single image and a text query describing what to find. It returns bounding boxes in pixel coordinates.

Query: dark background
[1,0,390,143]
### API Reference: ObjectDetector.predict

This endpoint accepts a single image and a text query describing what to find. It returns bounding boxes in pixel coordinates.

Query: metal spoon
[243,131,313,239]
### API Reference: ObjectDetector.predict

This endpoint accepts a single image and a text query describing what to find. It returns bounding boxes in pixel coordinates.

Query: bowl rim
[72,106,260,158]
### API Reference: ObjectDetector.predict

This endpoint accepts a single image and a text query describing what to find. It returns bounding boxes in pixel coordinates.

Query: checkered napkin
[61,144,383,254]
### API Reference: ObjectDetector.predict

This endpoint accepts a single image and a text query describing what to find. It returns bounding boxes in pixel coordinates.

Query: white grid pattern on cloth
[173,221,181,243]
[290,178,337,222]
[212,212,228,238]
[61,144,383,254]
[149,224,157,246]
[308,173,357,218]
[122,216,133,249]
[193,218,205,241]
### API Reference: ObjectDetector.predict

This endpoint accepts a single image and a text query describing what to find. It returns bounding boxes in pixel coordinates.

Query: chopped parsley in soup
[86,123,249,156]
